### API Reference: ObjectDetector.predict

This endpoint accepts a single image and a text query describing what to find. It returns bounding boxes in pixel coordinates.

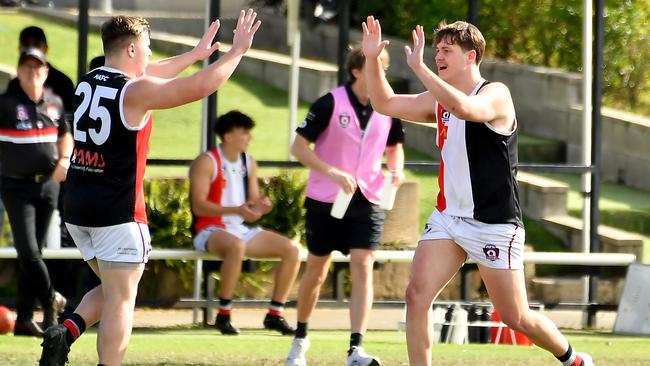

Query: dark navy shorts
[304,190,385,256]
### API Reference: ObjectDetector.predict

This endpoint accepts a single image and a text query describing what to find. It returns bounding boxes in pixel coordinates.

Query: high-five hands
[361,16,390,59]
[192,20,222,61]
[404,25,426,69]
[232,9,262,54]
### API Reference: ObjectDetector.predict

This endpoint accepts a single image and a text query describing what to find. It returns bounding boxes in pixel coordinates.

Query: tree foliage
[347,0,649,113]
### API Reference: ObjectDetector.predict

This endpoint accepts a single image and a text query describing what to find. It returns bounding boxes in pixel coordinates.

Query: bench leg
[193,259,203,324]
[207,274,216,324]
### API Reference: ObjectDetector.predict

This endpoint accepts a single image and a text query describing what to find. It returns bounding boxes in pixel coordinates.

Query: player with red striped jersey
[362,16,594,366]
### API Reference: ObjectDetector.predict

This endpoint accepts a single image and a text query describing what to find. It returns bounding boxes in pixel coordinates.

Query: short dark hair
[214,111,255,139]
[19,26,47,49]
[435,21,485,65]
[345,44,365,83]
[101,16,150,56]
[345,44,389,83]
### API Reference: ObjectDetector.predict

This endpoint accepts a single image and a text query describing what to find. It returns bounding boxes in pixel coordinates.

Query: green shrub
[144,178,195,289]
[257,172,307,243]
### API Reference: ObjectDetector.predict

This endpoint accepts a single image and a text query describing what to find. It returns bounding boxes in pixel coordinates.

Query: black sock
[557,344,583,366]
[557,344,573,363]
[62,313,86,347]
[295,322,308,339]
[350,332,363,348]
[218,298,232,316]
[268,300,285,316]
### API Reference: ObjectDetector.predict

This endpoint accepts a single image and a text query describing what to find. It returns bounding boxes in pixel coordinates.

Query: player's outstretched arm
[405,25,513,124]
[124,9,261,126]
[362,16,436,123]
[145,19,222,79]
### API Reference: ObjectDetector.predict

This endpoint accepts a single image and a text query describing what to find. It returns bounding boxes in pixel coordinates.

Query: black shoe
[39,324,70,366]
[14,319,44,337]
[263,314,295,335]
[215,314,240,335]
[43,292,67,330]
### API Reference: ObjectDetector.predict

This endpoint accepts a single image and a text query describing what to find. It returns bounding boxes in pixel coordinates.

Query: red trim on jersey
[507,225,519,270]
[193,148,226,233]
[435,104,448,212]
[0,127,59,136]
[133,115,152,224]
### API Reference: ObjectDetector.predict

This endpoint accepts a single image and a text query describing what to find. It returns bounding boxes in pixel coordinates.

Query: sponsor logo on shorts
[423,223,432,234]
[116,247,138,256]
[483,244,499,261]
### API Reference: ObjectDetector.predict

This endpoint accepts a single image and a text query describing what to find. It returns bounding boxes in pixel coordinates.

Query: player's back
[64,67,152,227]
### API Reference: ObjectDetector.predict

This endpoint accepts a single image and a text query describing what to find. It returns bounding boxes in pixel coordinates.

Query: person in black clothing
[0,48,72,337]
[6,27,77,315]
[6,26,75,113]
[39,11,260,366]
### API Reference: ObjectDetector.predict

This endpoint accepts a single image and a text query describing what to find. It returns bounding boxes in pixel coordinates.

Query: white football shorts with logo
[66,222,152,263]
[193,224,264,252]
[419,209,525,270]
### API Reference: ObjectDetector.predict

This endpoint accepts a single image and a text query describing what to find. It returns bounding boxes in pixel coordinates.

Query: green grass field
[1,329,649,365]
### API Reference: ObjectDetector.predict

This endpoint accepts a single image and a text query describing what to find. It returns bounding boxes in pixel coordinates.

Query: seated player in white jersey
[361,16,594,366]
[190,110,301,335]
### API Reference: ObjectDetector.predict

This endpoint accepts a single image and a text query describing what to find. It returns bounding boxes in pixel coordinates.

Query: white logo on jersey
[442,110,451,126]
[93,74,109,81]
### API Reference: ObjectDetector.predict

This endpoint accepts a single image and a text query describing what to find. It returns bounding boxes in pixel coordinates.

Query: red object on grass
[0,305,15,335]
[490,310,534,346]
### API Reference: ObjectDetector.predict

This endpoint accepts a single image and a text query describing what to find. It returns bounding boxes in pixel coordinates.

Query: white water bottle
[380,171,398,210]
[330,188,353,219]
[432,306,447,344]
[450,306,469,344]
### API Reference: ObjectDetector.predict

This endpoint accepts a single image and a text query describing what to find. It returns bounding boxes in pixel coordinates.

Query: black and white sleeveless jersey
[64,67,152,227]
[434,80,523,226]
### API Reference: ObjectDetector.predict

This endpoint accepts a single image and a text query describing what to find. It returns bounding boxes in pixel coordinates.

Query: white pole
[581,0,593,326]
[287,0,301,160]
[101,0,112,13]
[200,0,211,153]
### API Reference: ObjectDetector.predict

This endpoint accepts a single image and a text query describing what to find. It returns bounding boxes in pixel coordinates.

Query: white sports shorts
[419,209,525,270]
[193,224,264,252]
[66,222,152,263]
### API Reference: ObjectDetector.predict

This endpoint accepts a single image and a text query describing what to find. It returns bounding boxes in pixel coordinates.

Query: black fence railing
[148,159,592,174]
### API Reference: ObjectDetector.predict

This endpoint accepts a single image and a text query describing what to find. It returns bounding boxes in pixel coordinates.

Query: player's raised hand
[192,20,221,60]
[361,16,390,59]
[231,9,262,54]
[405,25,426,69]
